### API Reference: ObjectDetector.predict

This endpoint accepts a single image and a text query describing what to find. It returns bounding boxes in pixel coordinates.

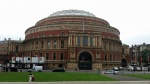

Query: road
[101,69,150,81]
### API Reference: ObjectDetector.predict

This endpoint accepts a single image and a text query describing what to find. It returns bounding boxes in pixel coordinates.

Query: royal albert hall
[23,10,122,70]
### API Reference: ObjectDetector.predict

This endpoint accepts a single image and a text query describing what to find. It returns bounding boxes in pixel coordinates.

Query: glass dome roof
[49,9,96,17]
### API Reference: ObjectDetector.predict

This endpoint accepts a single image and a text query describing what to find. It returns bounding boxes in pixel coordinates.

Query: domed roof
[49,9,96,17]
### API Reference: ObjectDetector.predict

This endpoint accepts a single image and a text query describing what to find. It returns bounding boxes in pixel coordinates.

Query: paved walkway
[101,74,149,81]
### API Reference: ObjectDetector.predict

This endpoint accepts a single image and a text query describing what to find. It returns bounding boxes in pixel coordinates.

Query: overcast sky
[0,0,150,46]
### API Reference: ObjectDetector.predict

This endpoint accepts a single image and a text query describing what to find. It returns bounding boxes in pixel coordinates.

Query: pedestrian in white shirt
[29,73,33,82]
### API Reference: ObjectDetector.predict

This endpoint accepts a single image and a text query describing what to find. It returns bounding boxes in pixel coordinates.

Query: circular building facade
[23,10,122,70]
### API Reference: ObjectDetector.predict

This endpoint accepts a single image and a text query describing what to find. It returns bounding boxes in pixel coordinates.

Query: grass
[123,74,150,80]
[0,72,116,82]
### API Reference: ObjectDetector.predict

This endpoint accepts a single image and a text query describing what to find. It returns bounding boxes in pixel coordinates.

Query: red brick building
[9,10,123,70]
[0,41,8,64]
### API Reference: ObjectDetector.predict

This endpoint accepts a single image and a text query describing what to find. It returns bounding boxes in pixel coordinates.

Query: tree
[141,49,150,63]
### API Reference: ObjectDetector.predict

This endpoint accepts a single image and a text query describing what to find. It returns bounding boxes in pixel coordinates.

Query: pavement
[67,70,150,81]
[101,73,149,81]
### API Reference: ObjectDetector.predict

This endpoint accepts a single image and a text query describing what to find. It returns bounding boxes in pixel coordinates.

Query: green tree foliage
[141,49,150,63]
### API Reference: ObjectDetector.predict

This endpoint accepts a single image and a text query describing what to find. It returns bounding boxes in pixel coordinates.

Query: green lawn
[123,74,150,80]
[0,72,116,82]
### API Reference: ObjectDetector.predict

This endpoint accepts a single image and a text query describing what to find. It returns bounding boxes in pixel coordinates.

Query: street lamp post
[5,38,11,72]
[147,53,149,64]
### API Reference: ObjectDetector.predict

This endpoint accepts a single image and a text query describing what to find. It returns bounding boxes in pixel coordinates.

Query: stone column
[88,36,90,46]
[75,35,77,46]
[50,39,52,48]
[70,35,72,46]
[93,36,95,46]
[95,36,97,46]
[81,36,83,46]
[58,39,60,48]
[68,35,71,46]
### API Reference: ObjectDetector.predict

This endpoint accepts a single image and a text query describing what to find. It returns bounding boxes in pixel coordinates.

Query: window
[36,42,38,49]
[83,36,88,46]
[54,40,57,48]
[112,43,115,50]
[61,32,64,35]
[32,42,34,49]
[28,43,30,50]
[110,54,112,61]
[16,46,18,52]
[61,40,64,48]
[40,53,42,57]
[104,54,107,61]
[41,41,44,49]
[77,36,80,46]
[41,33,44,37]
[90,36,93,46]
[47,41,50,48]
[109,43,111,50]
[46,53,49,60]
[122,48,125,54]
[60,53,64,60]
[53,53,56,60]
[117,55,119,61]
[114,55,116,61]
[104,42,106,49]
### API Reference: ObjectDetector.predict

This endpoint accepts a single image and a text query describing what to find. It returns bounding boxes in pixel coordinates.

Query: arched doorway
[122,58,127,67]
[78,51,92,70]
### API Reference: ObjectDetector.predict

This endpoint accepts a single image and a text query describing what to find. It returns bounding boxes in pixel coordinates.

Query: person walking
[29,73,34,82]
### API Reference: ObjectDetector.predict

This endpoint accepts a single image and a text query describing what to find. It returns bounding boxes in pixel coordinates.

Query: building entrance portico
[78,51,92,70]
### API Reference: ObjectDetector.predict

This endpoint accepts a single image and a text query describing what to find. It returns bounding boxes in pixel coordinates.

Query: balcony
[45,60,67,63]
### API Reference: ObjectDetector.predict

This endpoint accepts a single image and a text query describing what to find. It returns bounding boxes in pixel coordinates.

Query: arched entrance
[122,58,127,67]
[78,51,92,70]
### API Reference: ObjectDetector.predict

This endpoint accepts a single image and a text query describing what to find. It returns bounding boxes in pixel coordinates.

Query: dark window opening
[104,54,107,61]
[61,32,64,35]
[41,41,44,49]
[53,53,56,60]
[90,37,93,46]
[60,53,64,60]
[61,40,64,48]
[46,53,49,60]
